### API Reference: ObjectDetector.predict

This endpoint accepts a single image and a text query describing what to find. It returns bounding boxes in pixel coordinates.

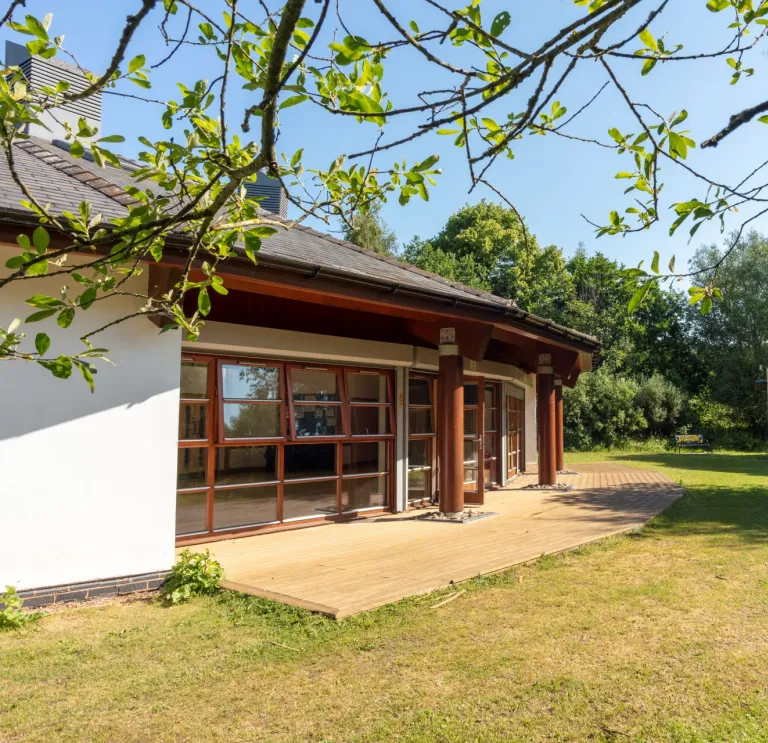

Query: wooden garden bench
[674,434,711,453]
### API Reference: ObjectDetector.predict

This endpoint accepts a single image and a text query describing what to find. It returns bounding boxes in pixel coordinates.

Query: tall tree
[689,231,768,432]
[403,201,574,317]
[341,203,398,256]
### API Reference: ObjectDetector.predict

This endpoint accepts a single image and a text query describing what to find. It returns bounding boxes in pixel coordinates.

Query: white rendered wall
[0,252,180,590]
[525,380,538,469]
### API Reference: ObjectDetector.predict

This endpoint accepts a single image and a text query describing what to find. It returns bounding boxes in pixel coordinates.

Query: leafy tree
[403,201,574,316]
[689,231,768,433]
[401,237,491,291]
[341,202,398,256]
[1,0,767,386]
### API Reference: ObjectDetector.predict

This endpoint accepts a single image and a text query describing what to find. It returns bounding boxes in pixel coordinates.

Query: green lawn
[2,452,768,742]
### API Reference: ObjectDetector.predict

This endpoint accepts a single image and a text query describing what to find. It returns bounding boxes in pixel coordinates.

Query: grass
[2,451,768,742]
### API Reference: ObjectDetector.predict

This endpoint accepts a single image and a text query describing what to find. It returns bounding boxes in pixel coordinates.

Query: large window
[175,356,394,539]
[408,374,436,503]
[483,383,500,487]
[463,380,482,493]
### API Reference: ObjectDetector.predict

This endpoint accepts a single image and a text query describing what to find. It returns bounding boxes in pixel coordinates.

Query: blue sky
[4,0,768,274]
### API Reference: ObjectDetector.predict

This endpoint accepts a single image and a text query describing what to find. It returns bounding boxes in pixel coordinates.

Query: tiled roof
[0,137,511,308]
[0,136,599,348]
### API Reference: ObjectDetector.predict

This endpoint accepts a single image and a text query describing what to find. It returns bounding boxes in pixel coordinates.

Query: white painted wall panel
[525,379,538,469]
[0,255,180,589]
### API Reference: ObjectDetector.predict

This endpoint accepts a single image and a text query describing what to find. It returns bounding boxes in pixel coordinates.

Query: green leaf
[128,54,145,74]
[57,307,75,328]
[69,140,84,158]
[98,134,126,143]
[32,225,49,254]
[491,11,512,37]
[651,251,659,274]
[26,294,62,308]
[73,358,96,392]
[279,94,308,110]
[250,226,278,238]
[25,259,48,276]
[628,281,652,313]
[759,115,768,124]
[78,287,97,310]
[241,232,259,257]
[25,14,49,40]
[641,58,657,76]
[35,332,50,356]
[639,28,658,51]
[700,297,713,314]
[198,288,211,316]
[409,20,419,34]
[5,255,27,269]
[706,0,730,10]
[37,355,73,380]
[26,308,56,323]
[415,154,440,172]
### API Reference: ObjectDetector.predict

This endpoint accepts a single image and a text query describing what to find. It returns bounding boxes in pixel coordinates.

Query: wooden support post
[438,328,464,516]
[555,378,564,473]
[537,358,556,486]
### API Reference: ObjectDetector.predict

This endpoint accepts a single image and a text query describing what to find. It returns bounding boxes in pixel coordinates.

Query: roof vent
[244,171,288,217]
[5,40,101,142]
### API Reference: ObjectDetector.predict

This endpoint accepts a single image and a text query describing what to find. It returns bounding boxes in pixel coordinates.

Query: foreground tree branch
[0,0,767,388]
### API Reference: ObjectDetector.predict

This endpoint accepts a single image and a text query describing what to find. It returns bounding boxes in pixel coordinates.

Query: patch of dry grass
[2,452,768,742]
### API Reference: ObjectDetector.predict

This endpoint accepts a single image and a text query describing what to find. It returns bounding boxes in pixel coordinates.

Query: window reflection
[291,370,340,401]
[222,403,281,439]
[222,365,280,400]
[294,405,343,436]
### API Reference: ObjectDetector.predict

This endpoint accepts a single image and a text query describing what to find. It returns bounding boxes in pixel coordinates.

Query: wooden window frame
[483,382,500,488]
[344,368,396,439]
[463,377,484,496]
[407,372,437,438]
[286,363,347,440]
[217,359,286,444]
[176,353,396,544]
[407,372,437,505]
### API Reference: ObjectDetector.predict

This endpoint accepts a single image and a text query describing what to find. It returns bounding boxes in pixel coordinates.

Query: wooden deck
[186,462,684,618]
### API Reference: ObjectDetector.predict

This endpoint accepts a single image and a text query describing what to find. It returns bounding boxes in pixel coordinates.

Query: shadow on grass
[601,452,767,477]
[546,482,768,545]
[648,484,768,544]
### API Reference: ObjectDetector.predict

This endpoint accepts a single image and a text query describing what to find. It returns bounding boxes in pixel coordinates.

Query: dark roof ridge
[273,216,515,309]
[15,139,140,208]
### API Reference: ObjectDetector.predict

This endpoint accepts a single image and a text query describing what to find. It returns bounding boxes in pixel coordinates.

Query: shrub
[563,369,646,450]
[162,549,224,605]
[0,586,42,631]
[634,375,684,436]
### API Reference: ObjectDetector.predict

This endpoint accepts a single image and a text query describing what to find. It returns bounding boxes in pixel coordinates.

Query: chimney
[244,171,288,217]
[5,40,101,142]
